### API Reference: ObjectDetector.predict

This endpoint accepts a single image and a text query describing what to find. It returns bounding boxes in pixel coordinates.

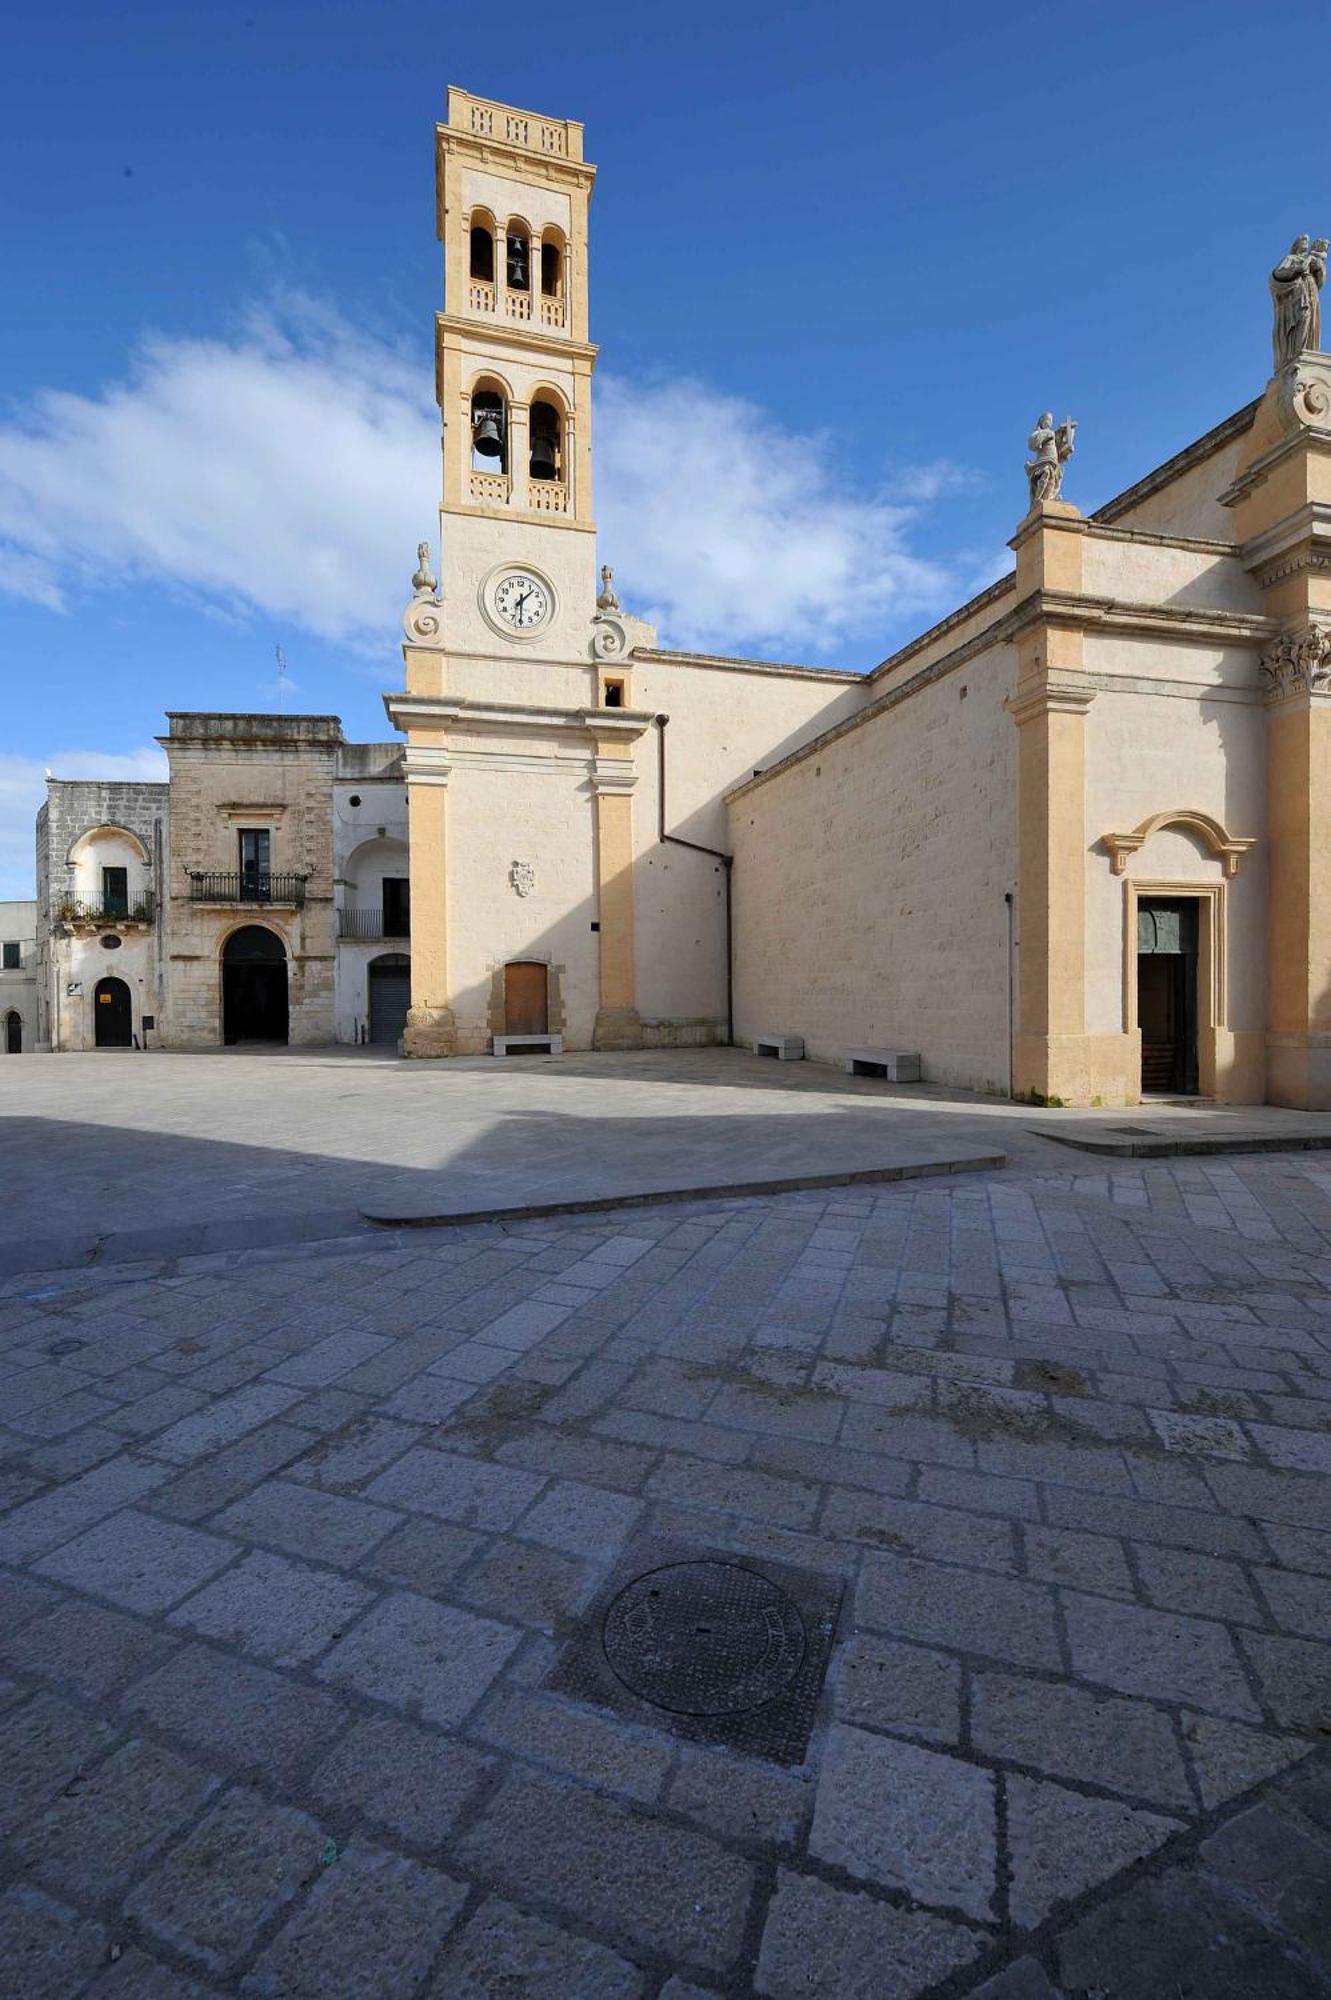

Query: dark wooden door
[504,962,548,1036]
[94,977,133,1048]
[4,1011,20,1054]
[1138,899,1199,1095]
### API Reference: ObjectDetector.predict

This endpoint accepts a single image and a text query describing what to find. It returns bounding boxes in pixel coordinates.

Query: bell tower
[432,87,598,663]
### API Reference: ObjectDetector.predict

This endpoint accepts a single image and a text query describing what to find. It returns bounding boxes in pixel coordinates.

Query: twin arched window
[469,383,565,485]
[468,214,564,301]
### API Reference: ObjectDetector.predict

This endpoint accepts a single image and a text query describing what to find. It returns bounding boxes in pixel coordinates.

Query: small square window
[1,941,19,970]
[603,679,625,709]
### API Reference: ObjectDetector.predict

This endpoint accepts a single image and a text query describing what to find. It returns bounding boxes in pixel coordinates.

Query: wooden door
[504,962,548,1036]
[94,977,133,1048]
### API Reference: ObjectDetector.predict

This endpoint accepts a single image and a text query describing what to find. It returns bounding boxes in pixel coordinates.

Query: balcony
[188,872,308,907]
[529,480,567,514]
[58,893,155,929]
[338,908,410,941]
[470,469,510,505]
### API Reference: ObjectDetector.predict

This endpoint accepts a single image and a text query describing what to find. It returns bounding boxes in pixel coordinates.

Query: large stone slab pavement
[2,1120,1331,1993]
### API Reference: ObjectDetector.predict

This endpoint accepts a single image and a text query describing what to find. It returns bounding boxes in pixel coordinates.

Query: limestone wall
[0,900,38,1055]
[729,641,1018,1090]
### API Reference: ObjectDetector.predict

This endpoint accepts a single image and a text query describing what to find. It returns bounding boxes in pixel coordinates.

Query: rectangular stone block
[856,1552,1061,1669]
[970,1670,1192,1807]
[0,1454,168,1563]
[240,1841,467,1999]
[121,1643,349,1785]
[35,1509,236,1615]
[365,1446,544,1529]
[169,1550,374,1667]
[309,1714,491,1847]
[212,1480,400,1566]
[147,1383,306,1464]
[316,1591,521,1726]
[1062,1591,1261,1719]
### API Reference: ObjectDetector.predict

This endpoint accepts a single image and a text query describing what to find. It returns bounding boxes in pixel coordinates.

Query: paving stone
[1257,1565,1331,1640]
[125,1786,325,1977]
[122,1642,350,1785]
[493,1427,656,1492]
[169,1549,374,1666]
[915,1465,1041,1520]
[1062,1591,1262,1719]
[749,1432,911,1495]
[0,1689,117,1836]
[1263,1520,1331,1579]
[1272,1756,1331,1836]
[266,1327,393,1388]
[309,1712,492,1846]
[243,1840,467,1999]
[839,1405,977,1468]
[0,1569,63,1635]
[35,1507,236,1613]
[644,1454,820,1529]
[455,1766,754,1973]
[963,1960,1062,2000]
[831,1632,962,1745]
[317,1590,521,1726]
[84,1948,215,1997]
[288,1416,425,1491]
[0,1452,168,1562]
[1200,1799,1331,1960]
[1247,1422,1331,1475]
[856,1552,1061,1669]
[432,1894,646,1999]
[810,1722,996,1921]
[657,1982,716,2000]
[1205,1462,1331,1531]
[148,1382,306,1463]
[1134,1543,1264,1624]
[365,1515,486,1596]
[478,1689,673,1802]
[1059,1863,1323,1996]
[456,1535,591,1630]
[152,1420,312,1521]
[14,1736,219,1899]
[0,1885,108,2000]
[1042,1485,1264,1559]
[822,1488,1014,1571]
[1021,1523,1134,1598]
[755,1869,984,2000]
[1005,1772,1181,1927]
[366,1447,545,1529]
[666,1744,814,1846]
[1148,1408,1251,1459]
[971,1671,1192,1807]
[213,1479,400,1569]
[1181,1712,1314,1809]
[516,1478,643,1557]
[1240,1628,1331,1732]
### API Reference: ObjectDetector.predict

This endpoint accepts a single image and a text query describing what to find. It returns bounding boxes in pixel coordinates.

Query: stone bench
[492,1034,563,1057]
[753,1034,804,1061]
[844,1047,921,1082]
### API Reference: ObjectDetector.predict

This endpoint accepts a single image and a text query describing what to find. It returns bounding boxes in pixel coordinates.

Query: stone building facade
[0,901,39,1055]
[383,87,1331,1108]
[33,723,408,1052]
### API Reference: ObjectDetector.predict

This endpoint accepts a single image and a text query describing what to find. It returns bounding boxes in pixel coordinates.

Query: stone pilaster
[589,733,642,1051]
[401,740,457,1058]
[1223,349,1331,1106]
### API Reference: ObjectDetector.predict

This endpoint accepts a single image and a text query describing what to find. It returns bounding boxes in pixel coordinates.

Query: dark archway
[368,952,411,1048]
[4,1010,21,1055]
[222,925,289,1045]
[93,977,133,1048]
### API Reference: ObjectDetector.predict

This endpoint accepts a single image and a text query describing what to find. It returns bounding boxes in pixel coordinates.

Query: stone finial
[411,540,437,597]
[596,563,621,612]
[1271,236,1327,370]
[1025,413,1076,508]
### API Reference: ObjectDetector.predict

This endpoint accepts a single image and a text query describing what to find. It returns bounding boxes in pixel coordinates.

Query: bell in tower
[471,389,506,463]
[529,398,561,483]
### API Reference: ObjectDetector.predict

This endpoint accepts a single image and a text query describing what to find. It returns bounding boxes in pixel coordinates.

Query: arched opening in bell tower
[469,210,496,283]
[470,383,509,473]
[529,397,562,484]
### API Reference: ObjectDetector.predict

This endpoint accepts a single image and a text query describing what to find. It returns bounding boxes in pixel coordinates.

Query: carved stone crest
[509,860,536,898]
[1261,624,1331,699]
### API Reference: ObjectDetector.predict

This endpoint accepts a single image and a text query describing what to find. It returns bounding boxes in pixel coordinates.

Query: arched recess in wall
[528,392,564,484]
[504,218,531,292]
[540,227,565,299]
[470,374,511,472]
[468,207,496,283]
[221,923,289,1046]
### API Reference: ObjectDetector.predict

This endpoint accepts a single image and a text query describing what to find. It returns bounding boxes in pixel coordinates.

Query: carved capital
[1261,623,1331,701]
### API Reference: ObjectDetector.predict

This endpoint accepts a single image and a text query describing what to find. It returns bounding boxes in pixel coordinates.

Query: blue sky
[0,0,1325,894]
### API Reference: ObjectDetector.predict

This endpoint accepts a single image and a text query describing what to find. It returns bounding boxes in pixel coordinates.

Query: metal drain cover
[602,1561,805,1716]
[548,1535,844,1767]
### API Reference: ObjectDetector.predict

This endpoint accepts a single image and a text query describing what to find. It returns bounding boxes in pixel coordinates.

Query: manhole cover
[602,1561,805,1716]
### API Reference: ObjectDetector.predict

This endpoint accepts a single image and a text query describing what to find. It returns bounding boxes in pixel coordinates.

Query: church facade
[388,88,1331,1109]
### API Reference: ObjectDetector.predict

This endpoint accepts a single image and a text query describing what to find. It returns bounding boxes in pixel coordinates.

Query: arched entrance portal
[5,1010,22,1054]
[93,977,133,1048]
[223,926,289,1045]
[504,961,549,1037]
[368,953,411,1048]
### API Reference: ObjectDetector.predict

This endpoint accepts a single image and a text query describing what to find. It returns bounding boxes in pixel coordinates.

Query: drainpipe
[1004,890,1016,1100]
[654,714,734,1046]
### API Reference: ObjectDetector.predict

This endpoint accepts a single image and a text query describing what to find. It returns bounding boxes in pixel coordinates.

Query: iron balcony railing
[188,871,308,907]
[58,893,156,926]
[337,908,411,940]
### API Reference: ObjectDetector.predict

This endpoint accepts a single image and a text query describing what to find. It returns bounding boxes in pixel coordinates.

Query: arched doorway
[222,926,288,1045]
[368,953,411,1048]
[4,1010,21,1054]
[504,962,549,1036]
[93,977,133,1048]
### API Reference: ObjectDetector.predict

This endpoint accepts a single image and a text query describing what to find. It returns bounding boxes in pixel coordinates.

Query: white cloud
[594,377,956,656]
[0,294,970,666]
[0,747,168,900]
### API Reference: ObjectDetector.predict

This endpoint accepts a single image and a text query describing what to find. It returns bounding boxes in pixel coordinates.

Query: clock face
[493,571,551,632]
